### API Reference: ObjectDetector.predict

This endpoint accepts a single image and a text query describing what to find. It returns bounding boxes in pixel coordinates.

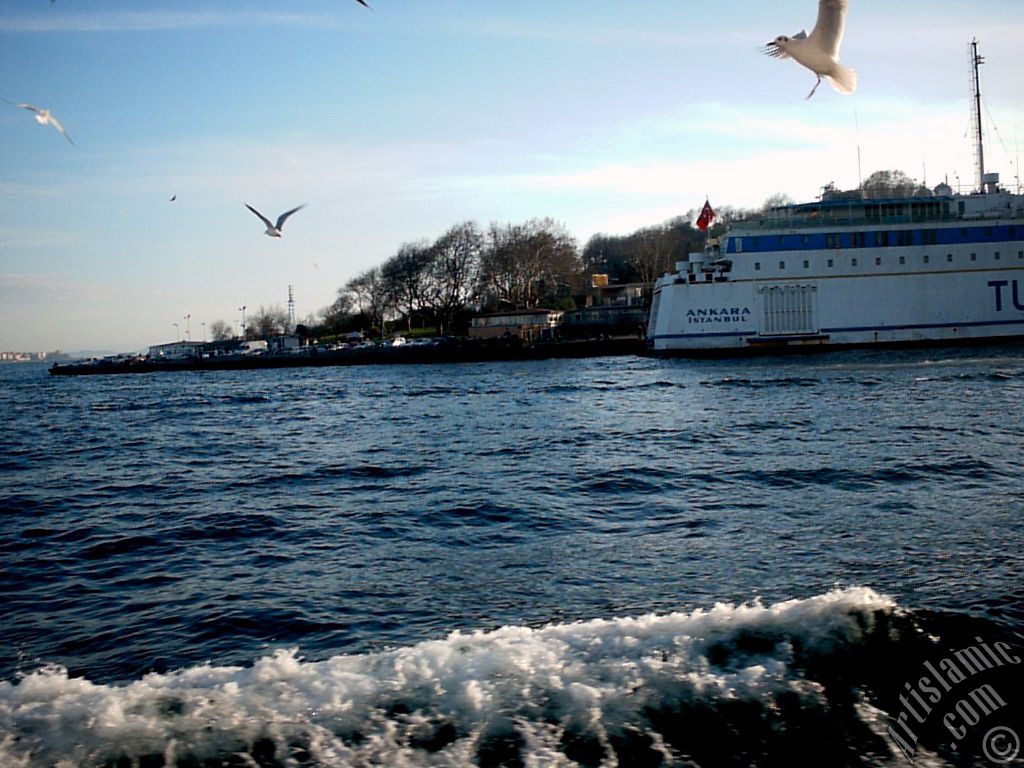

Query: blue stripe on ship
[820,318,1024,333]
[727,226,1022,254]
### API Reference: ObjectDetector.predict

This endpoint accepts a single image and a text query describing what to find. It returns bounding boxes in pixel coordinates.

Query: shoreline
[48,337,648,376]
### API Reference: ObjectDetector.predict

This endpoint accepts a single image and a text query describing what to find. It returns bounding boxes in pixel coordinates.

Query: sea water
[1,349,1022,766]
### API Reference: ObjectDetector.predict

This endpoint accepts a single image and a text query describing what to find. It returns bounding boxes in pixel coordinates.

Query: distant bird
[353,0,370,7]
[245,203,306,237]
[763,0,857,99]
[4,100,75,144]
[169,195,177,202]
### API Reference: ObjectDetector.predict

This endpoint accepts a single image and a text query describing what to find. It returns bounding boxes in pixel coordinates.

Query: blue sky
[2,0,1023,353]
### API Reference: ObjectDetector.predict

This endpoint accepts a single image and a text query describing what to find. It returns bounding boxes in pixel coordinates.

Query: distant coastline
[1,351,70,364]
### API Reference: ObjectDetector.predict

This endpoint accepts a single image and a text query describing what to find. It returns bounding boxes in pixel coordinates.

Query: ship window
[947,254,954,263]
[852,232,865,248]
[971,253,977,261]
[899,256,906,265]
[827,233,841,248]
[779,261,785,270]
[874,232,890,247]
[755,262,761,271]
[1018,251,1023,259]
[995,252,1001,260]
[735,238,743,253]
[803,260,809,269]
[923,255,930,264]
[985,227,992,237]
[851,258,858,267]
[875,257,882,266]
[827,258,834,268]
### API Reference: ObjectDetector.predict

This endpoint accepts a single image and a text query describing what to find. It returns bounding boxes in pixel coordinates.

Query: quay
[48,337,647,376]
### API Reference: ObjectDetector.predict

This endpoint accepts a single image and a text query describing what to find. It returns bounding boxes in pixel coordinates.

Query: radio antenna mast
[970,39,985,192]
[287,285,296,333]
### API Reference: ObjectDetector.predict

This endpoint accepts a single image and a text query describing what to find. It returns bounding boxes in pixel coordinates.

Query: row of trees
[203,311,292,342]
[209,170,926,341]
[210,213,745,341]
[317,218,585,338]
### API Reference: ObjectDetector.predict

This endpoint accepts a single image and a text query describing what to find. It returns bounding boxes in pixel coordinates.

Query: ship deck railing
[734,212,967,231]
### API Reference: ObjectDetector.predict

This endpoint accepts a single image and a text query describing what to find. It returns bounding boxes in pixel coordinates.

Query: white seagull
[245,203,306,238]
[763,0,857,99]
[5,100,75,144]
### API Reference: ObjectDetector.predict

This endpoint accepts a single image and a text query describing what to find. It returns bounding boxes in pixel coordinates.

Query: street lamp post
[238,305,247,339]
[184,314,192,341]
[201,322,206,342]
[172,322,179,341]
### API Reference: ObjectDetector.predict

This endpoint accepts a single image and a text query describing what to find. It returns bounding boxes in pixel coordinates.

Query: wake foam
[0,588,910,766]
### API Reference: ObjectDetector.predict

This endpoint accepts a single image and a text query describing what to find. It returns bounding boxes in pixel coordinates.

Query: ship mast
[970,39,985,193]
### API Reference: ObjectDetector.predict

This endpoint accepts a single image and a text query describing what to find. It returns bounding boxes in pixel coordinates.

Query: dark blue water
[1,350,1022,766]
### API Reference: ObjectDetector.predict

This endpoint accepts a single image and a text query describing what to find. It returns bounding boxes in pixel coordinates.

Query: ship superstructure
[647,42,1024,355]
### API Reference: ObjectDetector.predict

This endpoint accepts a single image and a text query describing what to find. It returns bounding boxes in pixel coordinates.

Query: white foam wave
[0,587,899,767]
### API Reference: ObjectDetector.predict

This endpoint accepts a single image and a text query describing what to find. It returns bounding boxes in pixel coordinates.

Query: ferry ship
[647,43,1024,356]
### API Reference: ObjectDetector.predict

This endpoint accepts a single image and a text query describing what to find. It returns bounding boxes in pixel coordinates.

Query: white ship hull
[650,269,1024,355]
[648,190,1024,356]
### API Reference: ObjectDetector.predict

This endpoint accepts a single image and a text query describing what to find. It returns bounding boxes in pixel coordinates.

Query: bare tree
[582,233,638,284]
[479,218,580,309]
[208,319,234,341]
[248,305,289,340]
[632,225,680,285]
[862,170,928,198]
[319,289,357,335]
[424,221,483,335]
[346,267,395,339]
[382,241,432,331]
[761,193,795,211]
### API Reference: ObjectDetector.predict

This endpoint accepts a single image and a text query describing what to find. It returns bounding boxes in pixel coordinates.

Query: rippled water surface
[1,349,1022,766]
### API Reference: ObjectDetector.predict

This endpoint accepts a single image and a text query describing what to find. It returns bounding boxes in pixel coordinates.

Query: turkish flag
[696,199,715,231]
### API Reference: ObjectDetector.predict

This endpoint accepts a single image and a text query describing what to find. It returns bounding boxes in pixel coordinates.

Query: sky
[2,1,1023,354]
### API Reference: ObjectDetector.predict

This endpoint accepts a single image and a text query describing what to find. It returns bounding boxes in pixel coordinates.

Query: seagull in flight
[763,0,857,99]
[353,0,370,6]
[5,100,75,144]
[245,204,306,238]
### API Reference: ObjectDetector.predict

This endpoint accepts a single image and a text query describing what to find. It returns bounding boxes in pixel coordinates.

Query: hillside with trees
[246,171,930,342]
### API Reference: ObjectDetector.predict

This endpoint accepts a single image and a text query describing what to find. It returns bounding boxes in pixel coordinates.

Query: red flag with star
[696,199,715,232]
